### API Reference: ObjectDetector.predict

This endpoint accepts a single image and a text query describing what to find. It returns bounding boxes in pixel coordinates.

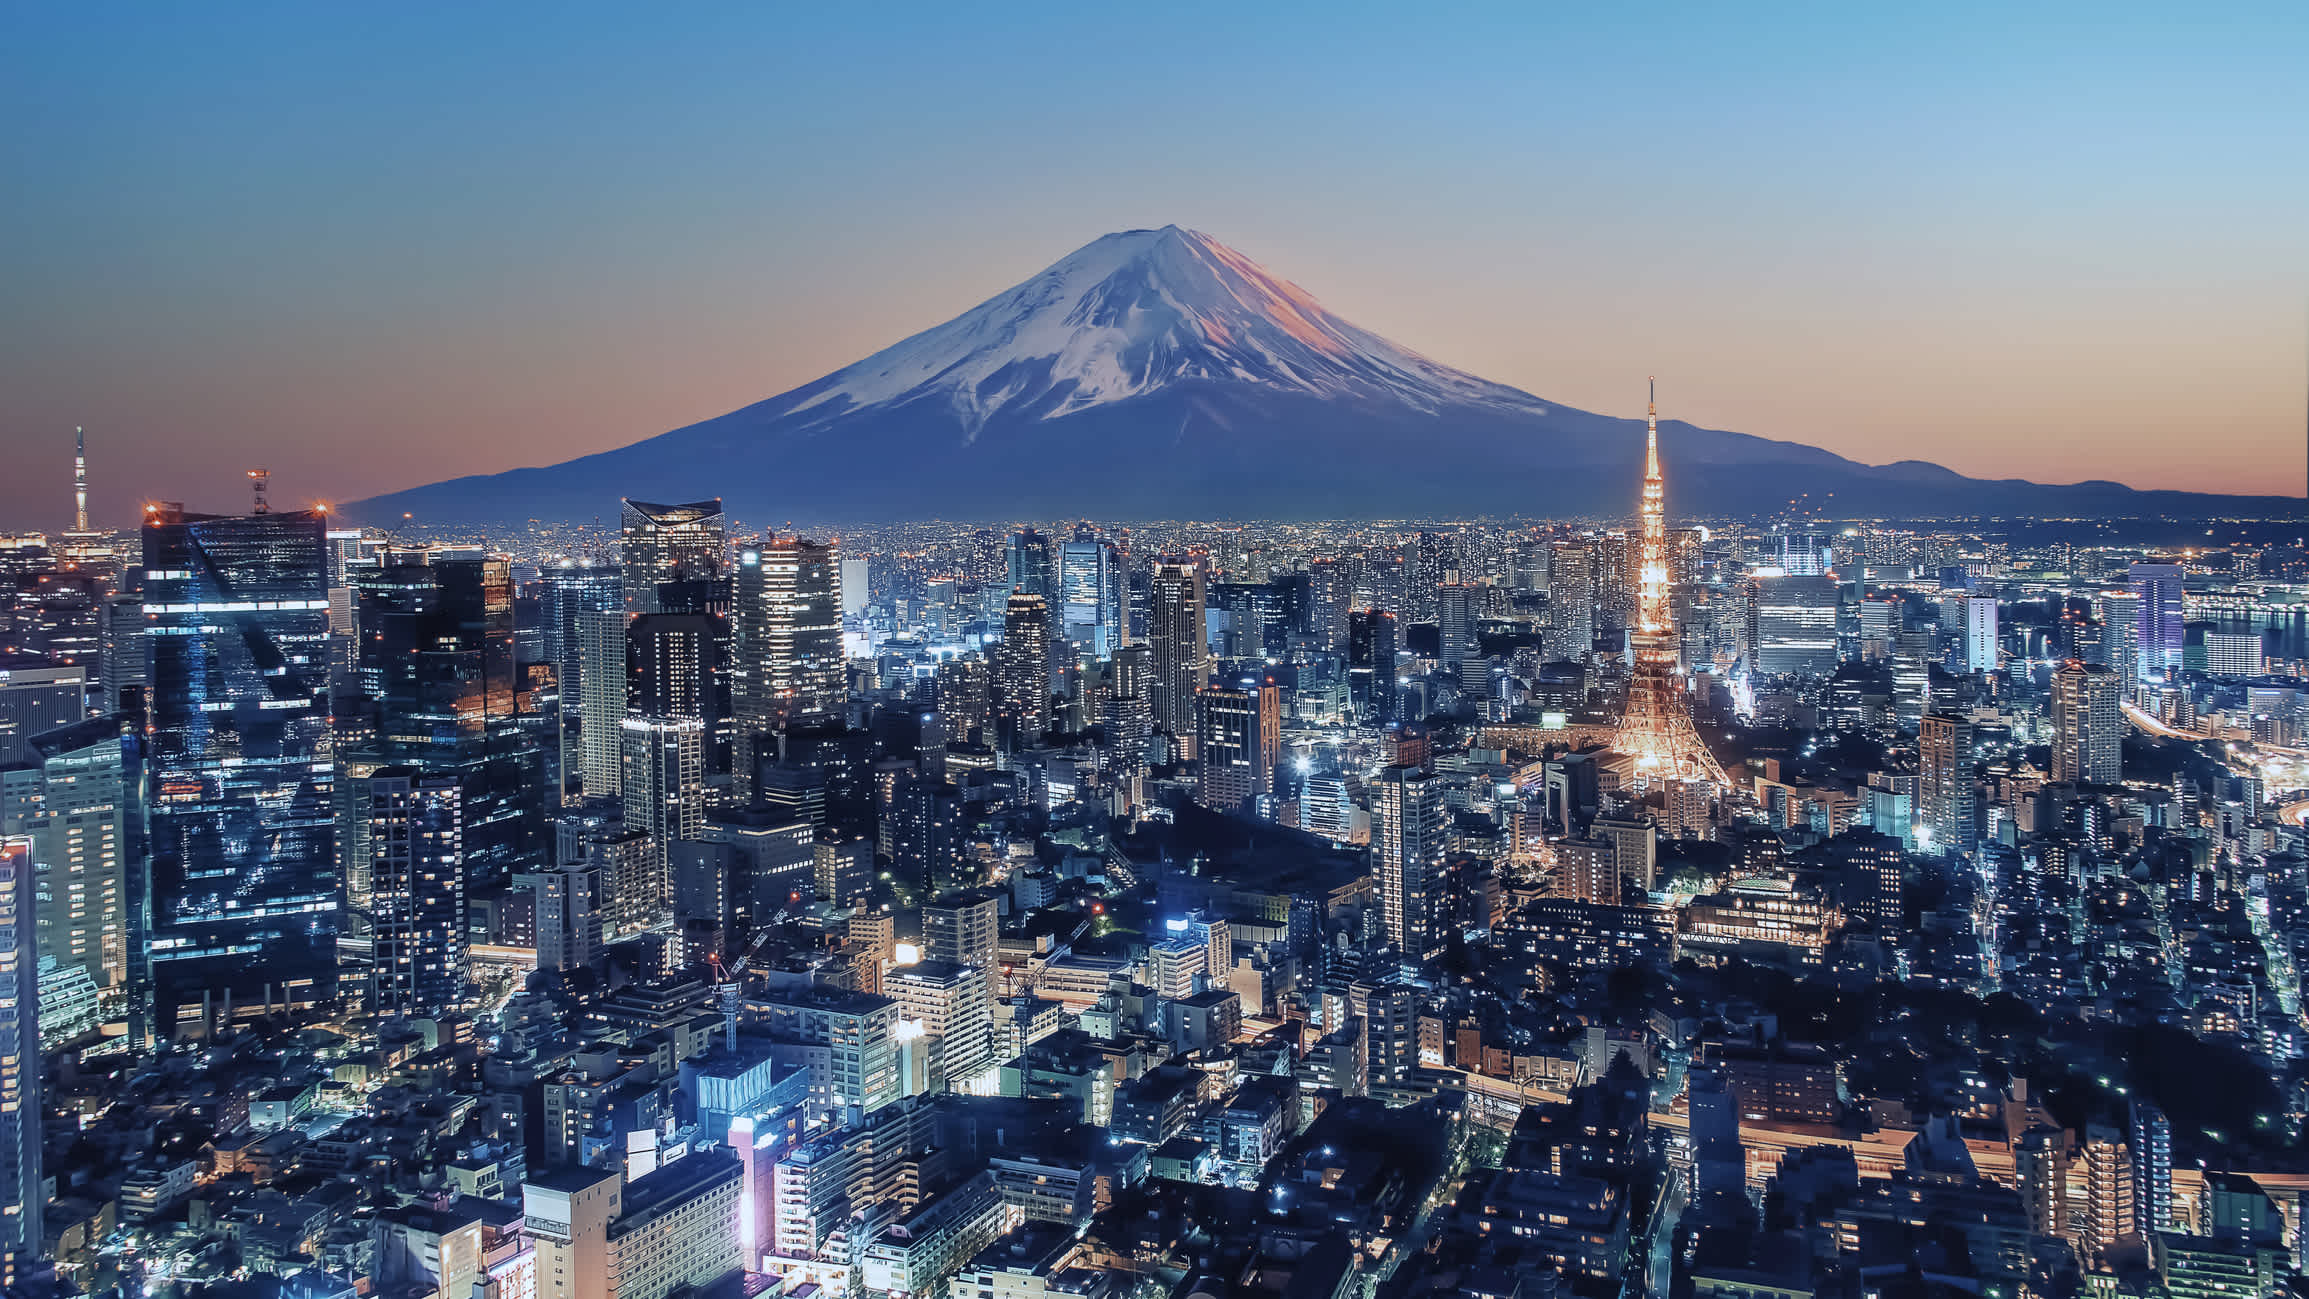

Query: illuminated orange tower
[1613,379,1729,788]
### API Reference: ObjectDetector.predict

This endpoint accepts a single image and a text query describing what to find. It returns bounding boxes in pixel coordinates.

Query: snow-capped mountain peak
[765,225,1550,436]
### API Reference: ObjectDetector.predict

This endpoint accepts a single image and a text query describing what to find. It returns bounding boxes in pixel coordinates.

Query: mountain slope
[353,226,2291,524]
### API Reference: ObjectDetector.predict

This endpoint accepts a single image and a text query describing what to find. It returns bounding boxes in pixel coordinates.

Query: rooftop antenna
[247,467,271,515]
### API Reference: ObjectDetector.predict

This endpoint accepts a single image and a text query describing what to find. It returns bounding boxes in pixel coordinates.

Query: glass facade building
[143,506,338,1032]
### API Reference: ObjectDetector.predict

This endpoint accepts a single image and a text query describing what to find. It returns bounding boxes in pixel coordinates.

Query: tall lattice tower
[1614,380,1730,788]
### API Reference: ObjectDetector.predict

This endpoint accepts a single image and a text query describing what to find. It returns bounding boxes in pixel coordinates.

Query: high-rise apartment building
[1372,764,1448,960]
[2051,660,2122,786]
[1547,540,1593,661]
[1918,714,1977,859]
[578,609,629,800]
[889,958,994,1090]
[367,767,466,1017]
[144,504,338,1033]
[994,592,1053,750]
[621,715,704,919]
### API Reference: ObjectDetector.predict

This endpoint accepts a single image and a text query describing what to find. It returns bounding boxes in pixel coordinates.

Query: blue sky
[3,2,2304,524]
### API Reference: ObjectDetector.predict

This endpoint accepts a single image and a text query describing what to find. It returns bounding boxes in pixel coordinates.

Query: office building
[1148,561,1208,758]
[1749,572,1840,678]
[525,1154,744,1299]
[1194,675,1279,814]
[731,537,844,794]
[2205,631,2263,678]
[1007,528,1055,600]
[1963,593,1998,674]
[0,662,84,768]
[0,839,39,1274]
[347,553,546,891]
[2129,562,2184,682]
[1058,532,1123,658]
[0,716,134,1009]
[621,499,726,616]
[2095,589,2140,678]
[144,504,338,1033]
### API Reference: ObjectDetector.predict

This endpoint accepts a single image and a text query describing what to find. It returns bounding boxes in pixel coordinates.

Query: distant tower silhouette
[1611,380,1729,788]
[73,427,88,533]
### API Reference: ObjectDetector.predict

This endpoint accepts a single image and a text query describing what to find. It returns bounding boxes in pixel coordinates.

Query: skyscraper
[2129,562,2184,682]
[577,608,628,799]
[994,591,1053,749]
[620,499,726,615]
[1148,561,1207,759]
[1372,764,1447,960]
[1918,714,1977,858]
[1304,557,1351,654]
[731,537,844,795]
[1057,532,1123,658]
[367,767,465,1017]
[1348,608,1399,722]
[347,554,545,891]
[539,561,621,707]
[144,504,338,1033]
[1749,572,1840,678]
[0,839,37,1273]
[621,714,704,920]
[1006,528,1055,600]
[1546,539,1593,661]
[2095,590,2140,681]
[0,717,134,1011]
[2051,660,2122,786]
[1437,581,1481,689]
[1963,593,1998,674]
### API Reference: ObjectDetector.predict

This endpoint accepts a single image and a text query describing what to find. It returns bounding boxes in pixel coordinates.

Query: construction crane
[706,928,774,1053]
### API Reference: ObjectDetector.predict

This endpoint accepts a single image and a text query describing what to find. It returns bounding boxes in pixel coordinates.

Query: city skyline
[6,5,2309,527]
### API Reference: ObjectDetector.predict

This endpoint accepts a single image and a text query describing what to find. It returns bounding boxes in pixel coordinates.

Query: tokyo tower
[1613,380,1730,788]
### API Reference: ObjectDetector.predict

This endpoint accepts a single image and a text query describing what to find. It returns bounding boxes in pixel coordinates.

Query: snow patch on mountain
[766,225,1551,439]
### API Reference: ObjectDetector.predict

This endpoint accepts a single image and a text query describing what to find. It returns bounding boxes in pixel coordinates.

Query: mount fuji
[354,226,2285,524]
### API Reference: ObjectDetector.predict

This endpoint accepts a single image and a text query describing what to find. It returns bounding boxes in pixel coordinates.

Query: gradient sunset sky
[3,2,2304,528]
